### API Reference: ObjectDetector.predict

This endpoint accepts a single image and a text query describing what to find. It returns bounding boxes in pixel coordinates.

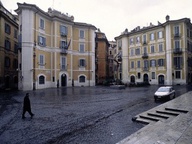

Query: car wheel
[168,95,171,100]
[173,93,176,98]
[154,97,157,102]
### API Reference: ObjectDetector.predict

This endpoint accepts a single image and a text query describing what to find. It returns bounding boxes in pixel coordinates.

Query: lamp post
[114,53,122,85]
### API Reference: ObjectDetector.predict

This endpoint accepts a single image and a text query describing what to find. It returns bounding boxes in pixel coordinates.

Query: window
[152,72,155,79]
[39,55,45,68]
[79,75,85,83]
[150,33,154,41]
[159,43,163,52]
[150,59,156,67]
[175,40,180,49]
[130,49,134,56]
[61,57,66,70]
[158,59,164,66]
[60,41,67,49]
[135,48,140,55]
[13,59,18,69]
[80,30,85,39]
[40,18,45,29]
[174,26,179,35]
[5,57,10,67]
[138,73,141,79]
[131,61,134,69]
[158,31,163,39]
[38,36,46,46]
[150,45,155,53]
[136,36,140,43]
[14,43,18,53]
[174,57,182,69]
[143,35,147,43]
[118,40,122,48]
[60,25,68,36]
[79,43,85,52]
[39,75,45,84]
[144,60,148,68]
[175,71,181,79]
[5,39,11,50]
[143,47,147,54]
[79,59,86,67]
[14,29,18,39]
[5,23,11,34]
[137,61,140,68]
[130,38,134,45]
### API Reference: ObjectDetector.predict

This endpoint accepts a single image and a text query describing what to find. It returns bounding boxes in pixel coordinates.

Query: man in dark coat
[22,93,34,119]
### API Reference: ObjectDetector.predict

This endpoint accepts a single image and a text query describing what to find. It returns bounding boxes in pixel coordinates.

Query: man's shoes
[22,116,26,119]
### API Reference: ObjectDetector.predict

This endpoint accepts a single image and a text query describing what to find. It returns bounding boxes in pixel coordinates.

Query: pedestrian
[22,93,34,119]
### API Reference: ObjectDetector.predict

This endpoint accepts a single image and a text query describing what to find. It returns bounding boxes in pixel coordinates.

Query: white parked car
[154,86,175,101]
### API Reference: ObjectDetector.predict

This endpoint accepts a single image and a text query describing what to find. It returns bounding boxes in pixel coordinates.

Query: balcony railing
[60,65,67,71]
[173,48,182,54]
[143,67,149,71]
[60,48,68,54]
[174,33,180,38]
[143,41,147,45]
[142,53,148,59]
[174,65,182,70]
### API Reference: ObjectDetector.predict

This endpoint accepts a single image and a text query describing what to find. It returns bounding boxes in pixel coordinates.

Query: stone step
[165,107,188,113]
[147,112,169,119]
[156,110,179,116]
[134,118,151,125]
[139,115,159,122]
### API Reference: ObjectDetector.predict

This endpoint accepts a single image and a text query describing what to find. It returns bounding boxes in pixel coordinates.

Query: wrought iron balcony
[60,47,68,54]
[143,67,149,71]
[174,33,180,38]
[143,41,147,45]
[60,65,67,71]
[60,32,67,37]
[173,48,182,54]
[174,65,182,70]
[142,53,148,59]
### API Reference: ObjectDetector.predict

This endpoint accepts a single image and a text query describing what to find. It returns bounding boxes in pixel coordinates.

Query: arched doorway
[130,76,135,83]
[5,76,10,89]
[61,74,67,87]
[143,74,148,83]
[158,75,164,85]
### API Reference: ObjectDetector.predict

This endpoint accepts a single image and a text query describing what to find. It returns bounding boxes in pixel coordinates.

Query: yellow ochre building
[15,3,97,90]
[115,15,192,85]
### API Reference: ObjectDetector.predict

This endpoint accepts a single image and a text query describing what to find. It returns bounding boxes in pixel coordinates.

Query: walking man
[22,93,34,119]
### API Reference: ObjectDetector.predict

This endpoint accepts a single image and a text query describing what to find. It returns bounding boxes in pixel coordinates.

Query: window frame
[79,29,85,39]
[79,75,85,83]
[79,59,86,67]
[79,43,85,53]
[39,75,45,84]
[39,18,45,29]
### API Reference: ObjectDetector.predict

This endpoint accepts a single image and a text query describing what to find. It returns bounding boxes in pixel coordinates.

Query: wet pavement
[0,85,191,144]
[118,90,192,144]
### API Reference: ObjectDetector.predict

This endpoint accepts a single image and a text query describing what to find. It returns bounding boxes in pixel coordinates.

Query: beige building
[0,1,18,90]
[15,3,96,90]
[115,16,192,85]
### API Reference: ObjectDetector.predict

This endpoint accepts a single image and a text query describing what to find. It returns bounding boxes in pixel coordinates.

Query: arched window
[79,75,85,83]
[39,75,45,84]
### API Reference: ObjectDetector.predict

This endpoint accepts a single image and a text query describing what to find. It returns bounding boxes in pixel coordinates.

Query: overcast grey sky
[1,0,192,40]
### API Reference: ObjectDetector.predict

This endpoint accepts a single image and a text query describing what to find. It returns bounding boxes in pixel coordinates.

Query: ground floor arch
[158,75,165,85]
[143,74,149,83]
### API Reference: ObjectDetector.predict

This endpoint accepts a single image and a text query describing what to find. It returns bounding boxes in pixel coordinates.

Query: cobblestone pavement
[0,85,191,144]
[117,91,192,144]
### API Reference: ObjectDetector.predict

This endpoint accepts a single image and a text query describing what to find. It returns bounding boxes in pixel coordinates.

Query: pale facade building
[115,16,192,85]
[15,3,96,90]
